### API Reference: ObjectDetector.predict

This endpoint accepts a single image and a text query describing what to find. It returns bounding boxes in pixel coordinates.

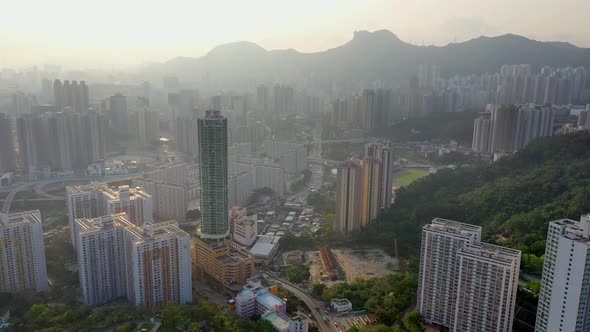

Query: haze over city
[2,1,590,332]
[2,0,590,67]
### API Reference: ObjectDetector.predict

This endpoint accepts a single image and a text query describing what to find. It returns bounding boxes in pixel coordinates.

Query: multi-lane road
[263,272,336,332]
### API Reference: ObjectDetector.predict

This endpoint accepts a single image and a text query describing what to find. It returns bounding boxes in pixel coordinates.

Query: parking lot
[332,314,377,331]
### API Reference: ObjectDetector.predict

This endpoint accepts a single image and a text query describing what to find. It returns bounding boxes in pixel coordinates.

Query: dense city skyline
[2,2,590,331]
[2,0,590,67]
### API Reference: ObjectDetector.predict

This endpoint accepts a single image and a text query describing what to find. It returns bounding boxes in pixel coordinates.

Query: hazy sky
[2,0,589,68]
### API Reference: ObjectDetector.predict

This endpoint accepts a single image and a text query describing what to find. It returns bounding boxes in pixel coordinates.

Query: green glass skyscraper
[198,110,229,239]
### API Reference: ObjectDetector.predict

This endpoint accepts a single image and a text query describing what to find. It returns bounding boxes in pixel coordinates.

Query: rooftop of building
[234,214,256,227]
[0,210,42,228]
[237,281,266,298]
[66,181,104,194]
[331,298,352,306]
[261,311,291,331]
[552,215,590,241]
[76,213,132,233]
[133,178,185,188]
[257,292,285,309]
[101,185,151,201]
[320,247,337,271]
[458,242,521,264]
[204,239,253,264]
[128,220,189,244]
[249,235,281,258]
[338,159,362,169]
[426,217,482,234]
[204,110,224,119]
[291,315,307,323]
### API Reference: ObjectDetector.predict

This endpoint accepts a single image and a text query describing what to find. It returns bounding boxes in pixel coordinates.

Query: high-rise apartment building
[109,93,128,133]
[418,64,441,89]
[490,105,519,153]
[53,79,89,112]
[12,92,34,116]
[253,164,285,197]
[418,218,520,332]
[134,109,159,146]
[124,220,192,309]
[198,110,229,239]
[16,111,106,175]
[76,214,192,308]
[143,162,189,186]
[263,140,308,174]
[360,158,381,227]
[473,104,555,155]
[513,105,554,150]
[536,214,590,332]
[228,171,254,207]
[334,160,362,235]
[273,85,294,113]
[67,183,153,249]
[101,185,153,227]
[175,110,200,158]
[418,218,482,327]
[365,142,394,210]
[453,243,520,332]
[66,182,104,247]
[87,110,108,162]
[16,114,41,174]
[76,214,127,306]
[360,89,393,134]
[256,85,270,112]
[132,179,186,223]
[0,114,17,172]
[168,90,196,117]
[361,89,375,133]
[472,116,492,153]
[0,210,48,293]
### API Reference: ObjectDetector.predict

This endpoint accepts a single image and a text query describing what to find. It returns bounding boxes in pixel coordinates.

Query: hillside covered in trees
[380,111,478,144]
[360,132,590,275]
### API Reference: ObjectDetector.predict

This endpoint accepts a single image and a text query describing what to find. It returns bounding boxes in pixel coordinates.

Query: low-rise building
[320,247,338,280]
[231,207,258,247]
[284,251,304,265]
[235,279,286,318]
[262,311,309,332]
[330,298,353,313]
[193,238,255,291]
[249,235,281,262]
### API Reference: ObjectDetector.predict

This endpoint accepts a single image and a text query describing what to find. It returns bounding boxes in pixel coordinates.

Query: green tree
[311,283,326,297]
[285,265,311,284]
[161,302,181,329]
[254,319,275,332]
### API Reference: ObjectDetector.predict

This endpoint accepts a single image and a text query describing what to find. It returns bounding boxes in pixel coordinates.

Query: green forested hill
[360,132,590,274]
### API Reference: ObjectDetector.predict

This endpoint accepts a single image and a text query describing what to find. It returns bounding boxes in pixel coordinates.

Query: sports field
[392,168,429,187]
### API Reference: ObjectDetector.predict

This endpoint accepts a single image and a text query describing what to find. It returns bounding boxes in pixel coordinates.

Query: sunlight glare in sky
[1,0,588,67]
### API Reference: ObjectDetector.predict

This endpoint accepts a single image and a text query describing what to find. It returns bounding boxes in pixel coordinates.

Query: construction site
[308,247,397,284]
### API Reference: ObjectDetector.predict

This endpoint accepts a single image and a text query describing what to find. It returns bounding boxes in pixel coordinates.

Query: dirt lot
[307,248,397,285]
[333,248,398,282]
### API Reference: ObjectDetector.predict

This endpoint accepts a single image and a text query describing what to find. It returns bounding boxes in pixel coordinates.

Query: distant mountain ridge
[152,30,590,84]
